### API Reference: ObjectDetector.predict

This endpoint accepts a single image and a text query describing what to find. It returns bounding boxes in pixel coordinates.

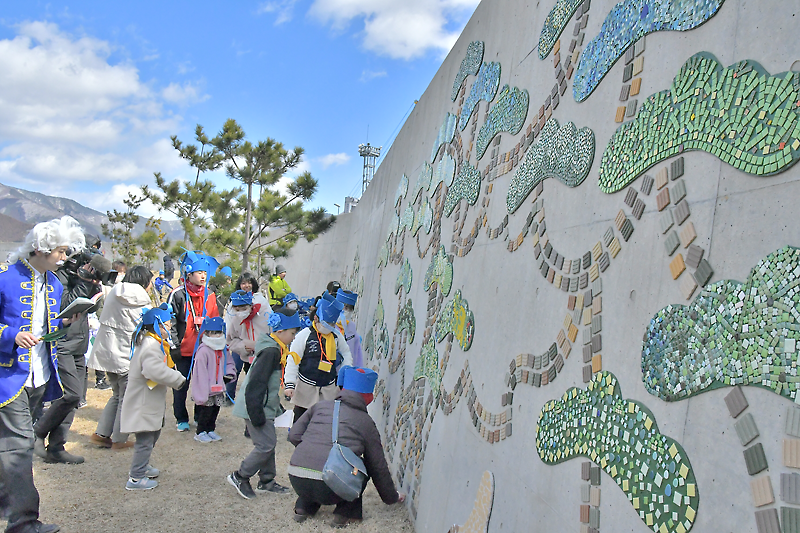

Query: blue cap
[268,310,303,331]
[337,366,378,393]
[142,303,173,325]
[200,316,226,334]
[317,298,343,327]
[230,290,253,306]
[336,290,358,307]
[321,291,335,303]
[159,270,165,275]
[220,266,232,278]
[180,250,220,275]
[283,292,299,304]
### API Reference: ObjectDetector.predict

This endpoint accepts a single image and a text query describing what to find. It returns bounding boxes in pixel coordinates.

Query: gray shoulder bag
[322,400,368,501]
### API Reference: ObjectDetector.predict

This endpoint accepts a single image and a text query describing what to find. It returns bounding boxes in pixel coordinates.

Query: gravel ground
[33,378,413,532]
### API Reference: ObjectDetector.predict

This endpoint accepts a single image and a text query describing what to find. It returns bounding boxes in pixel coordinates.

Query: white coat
[88,282,152,374]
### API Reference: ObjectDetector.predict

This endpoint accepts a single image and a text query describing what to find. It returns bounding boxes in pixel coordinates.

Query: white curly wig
[8,216,86,263]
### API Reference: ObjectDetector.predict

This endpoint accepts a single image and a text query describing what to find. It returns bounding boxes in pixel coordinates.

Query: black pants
[0,384,47,533]
[171,357,193,425]
[292,406,308,423]
[289,475,368,519]
[195,405,220,434]
[33,351,84,452]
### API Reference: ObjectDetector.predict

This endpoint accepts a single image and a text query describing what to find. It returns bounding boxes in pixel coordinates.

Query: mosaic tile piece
[507,119,595,213]
[665,231,680,256]
[785,438,800,468]
[679,275,698,300]
[631,77,642,96]
[413,339,441,397]
[444,160,483,216]
[424,246,454,296]
[672,179,687,204]
[745,443,769,475]
[754,508,781,533]
[449,471,494,533]
[670,253,686,279]
[660,210,675,234]
[436,289,475,351]
[452,41,485,102]
[725,386,749,418]
[632,198,645,219]
[735,412,760,446]
[781,507,800,533]
[674,200,691,225]
[537,371,700,533]
[781,473,800,504]
[431,113,458,162]
[476,86,530,160]
[574,1,726,102]
[680,222,697,248]
[396,299,416,344]
[642,246,800,402]
[685,245,705,269]
[751,476,775,507]
[395,259,413,294]
[787,406,800,438]
[460,62,502,132]
[641,174,654,195]
[693,258,714,287]
[599,53,800,193]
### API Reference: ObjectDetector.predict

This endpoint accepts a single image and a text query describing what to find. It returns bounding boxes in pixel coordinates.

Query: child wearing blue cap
[119,304,187,491]
[335,290,364,367]
[228,307,303,499]
[191,317,236,443]
[285,296,353,422]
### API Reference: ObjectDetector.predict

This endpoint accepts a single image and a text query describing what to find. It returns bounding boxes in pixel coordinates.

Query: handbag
[322,400,368,501]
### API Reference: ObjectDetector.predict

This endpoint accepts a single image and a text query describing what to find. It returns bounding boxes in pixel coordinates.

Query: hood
[335,388,369,412]
[113,282,152,306]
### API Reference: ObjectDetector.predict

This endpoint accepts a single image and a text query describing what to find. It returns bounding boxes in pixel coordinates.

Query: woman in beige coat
[120,304,186,490]
[88,266,154,448]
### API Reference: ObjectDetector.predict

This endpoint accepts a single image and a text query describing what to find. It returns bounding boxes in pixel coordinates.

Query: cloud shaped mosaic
[475,85,529,161]
[452,41,485,101]
[431,113,459,162]
[444,161,482,217]
[538,0,587,60]
[507,119,595,213]
[436,289,475,351]
[394,173,409,207]
[599,53,800,193]
[424,245,454,297]
[459,62,501,132]
[574,0,726,102]
[411,162,433,204]
[642,246,800,402]
[395,258,413,294]
[431,152,456,192]
[537,372,699,533]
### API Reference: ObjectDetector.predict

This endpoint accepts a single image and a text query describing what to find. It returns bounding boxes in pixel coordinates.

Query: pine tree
[102,192,143,264]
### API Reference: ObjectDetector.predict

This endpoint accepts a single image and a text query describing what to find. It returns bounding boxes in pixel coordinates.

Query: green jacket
[232,335,282,424]
[268,276,291,306]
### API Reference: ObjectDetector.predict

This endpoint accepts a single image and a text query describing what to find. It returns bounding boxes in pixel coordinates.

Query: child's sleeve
[140,344,186,390]
[244,347,279,427]
[192,346,210,404]
[224,350,236,378]
[284,329,308,390]
[335,330,353,368]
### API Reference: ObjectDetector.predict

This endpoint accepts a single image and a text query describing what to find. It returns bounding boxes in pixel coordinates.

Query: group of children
[120,251,366,498]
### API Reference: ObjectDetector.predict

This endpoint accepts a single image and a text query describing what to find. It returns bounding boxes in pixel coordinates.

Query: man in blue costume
[0,216,85,533]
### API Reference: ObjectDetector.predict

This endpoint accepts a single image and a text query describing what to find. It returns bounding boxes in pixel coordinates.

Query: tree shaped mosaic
[459,62,501,131]
[432,113,459,162]
[395,258,413,294]
[425,245,454,296]
[413,339,441,397]
[444,161,482,217]
[452,41,485,101]
[538,0,587,60]
[396,299,416,344]
[475,85,530,161]
[436,290,475,351]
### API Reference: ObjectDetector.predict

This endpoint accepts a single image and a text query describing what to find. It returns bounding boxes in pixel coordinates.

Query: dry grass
[33,376,413,532]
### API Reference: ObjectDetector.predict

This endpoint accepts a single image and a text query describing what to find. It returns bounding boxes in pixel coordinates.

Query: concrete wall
[281,1,800,531]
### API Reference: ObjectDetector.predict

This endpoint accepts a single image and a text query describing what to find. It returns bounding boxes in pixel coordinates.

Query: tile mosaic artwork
[395,173,409,207]
[537,371,699,533]
[452,41,485,102]
[431,152,457,192]
[444,161,483,216]
[573,0,726,102]
[599,52,800,193]
[432,113,459,162]
[413,339,441,398]
[364,298,389,361]
[412,196,434,236]
[424,245,454,297]
[475,85,530,161]
[436,289,476,351]
[396,258,413,294]
[399,204,415,235]
[396,299,417,344]
[507,118,595,213]
[459,62,502,132]
[538,0,588,60]
[448,471,495,533]
[412,162,433,203]
[642,246,800,402]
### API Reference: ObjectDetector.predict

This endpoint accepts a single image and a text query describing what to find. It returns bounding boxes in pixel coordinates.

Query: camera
[63,248,117,286]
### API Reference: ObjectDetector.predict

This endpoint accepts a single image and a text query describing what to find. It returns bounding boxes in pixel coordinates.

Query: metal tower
[358,143,381,195]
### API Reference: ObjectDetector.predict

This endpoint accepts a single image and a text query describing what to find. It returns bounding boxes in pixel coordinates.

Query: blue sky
[0,0,479,218]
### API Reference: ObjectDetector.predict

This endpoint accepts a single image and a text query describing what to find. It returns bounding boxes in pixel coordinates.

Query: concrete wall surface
[281,0,800,531]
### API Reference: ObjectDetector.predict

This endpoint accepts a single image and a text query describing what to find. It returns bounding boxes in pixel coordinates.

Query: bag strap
[331,400,341,444]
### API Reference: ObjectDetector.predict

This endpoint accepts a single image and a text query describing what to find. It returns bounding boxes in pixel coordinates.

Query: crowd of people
[0,216,403,533]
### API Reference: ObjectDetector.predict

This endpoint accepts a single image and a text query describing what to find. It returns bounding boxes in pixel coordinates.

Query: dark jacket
[55,270,100,356]
[289,389,399,504]
[231,336,282,426]
[167,286,219,357]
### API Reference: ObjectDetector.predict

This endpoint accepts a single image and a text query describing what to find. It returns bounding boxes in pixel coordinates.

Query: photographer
[33,249,114,464]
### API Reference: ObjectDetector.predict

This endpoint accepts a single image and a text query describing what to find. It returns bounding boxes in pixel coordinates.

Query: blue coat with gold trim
[0,260,64,407]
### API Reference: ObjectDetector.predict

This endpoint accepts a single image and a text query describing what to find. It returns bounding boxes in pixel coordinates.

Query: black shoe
[44,450,85,464]
[293,510,310,523]
[226,472,255,499]
[95,379,111,390]
[243,427,250,439]
[33,437,47,459]
[35,523,60,533]
[255,480,291,494]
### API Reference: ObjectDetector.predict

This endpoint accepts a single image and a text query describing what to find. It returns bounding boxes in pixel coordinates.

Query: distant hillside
[0,182,184,243]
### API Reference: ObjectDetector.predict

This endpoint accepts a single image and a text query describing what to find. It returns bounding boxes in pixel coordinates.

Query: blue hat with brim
[336,290,358,307]
[283,292,299,304]
[230,290,253,306]
[180,250,220,275]
[142,303,173,325]
[220,266,232,277]
[268,310,302,331]
[321,291,335,303]
[317,298,343,327]
[337,366,378,393]
[200,316,226,335]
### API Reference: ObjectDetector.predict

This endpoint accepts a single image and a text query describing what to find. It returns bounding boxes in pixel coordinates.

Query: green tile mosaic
[411,162,433,203]
[537,371,699,533]
[599,53,800,193]
[431,152,456,192]
[538,0,586,60]
[395,173,409,207]
[399,204,415,234]
[396,299,416,344]
[444,161,482,217]
[642,246,800,402]
[507,119,595,214]
[395,258,413,294]
[475,85,530,161]
[432,113,459,162]
[364,298,389,361]
[452,41,485,102]
[574,0,726,102]
[459,62,501,132]
[413,339,441,398]
[424,245,454,297]
[436,289,475,351]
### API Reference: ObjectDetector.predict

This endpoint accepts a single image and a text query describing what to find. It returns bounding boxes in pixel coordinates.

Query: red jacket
[167,285,219,358]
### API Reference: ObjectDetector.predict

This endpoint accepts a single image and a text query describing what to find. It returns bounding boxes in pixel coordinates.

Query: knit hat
[336,290,358,308]
[276,264,287,275]
[337,366,378,394]
[283,292,299,304]
[230,290,254,306]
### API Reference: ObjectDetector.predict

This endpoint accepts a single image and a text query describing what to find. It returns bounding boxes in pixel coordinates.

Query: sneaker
[125,477,158,491]
[77,401,87,409]
[194,432,213,443]
[145,465,160,478]
[207,431,222,441]
[176,422,190,432]
[293,509,310,523]
[89,433,112,448]
[35,523,60,533]
[34,437,47,459]
[44,450,85,464]
[95,379,111,390]
[255,480,291,494]
[227,472,255,500]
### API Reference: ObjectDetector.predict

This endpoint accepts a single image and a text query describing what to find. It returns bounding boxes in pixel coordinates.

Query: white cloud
[88,183,163,219]
[359,69,387,82]
[162,81,210,106]
[258,0,299,25]
[317,152,351,168]
[308,0,480,59]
